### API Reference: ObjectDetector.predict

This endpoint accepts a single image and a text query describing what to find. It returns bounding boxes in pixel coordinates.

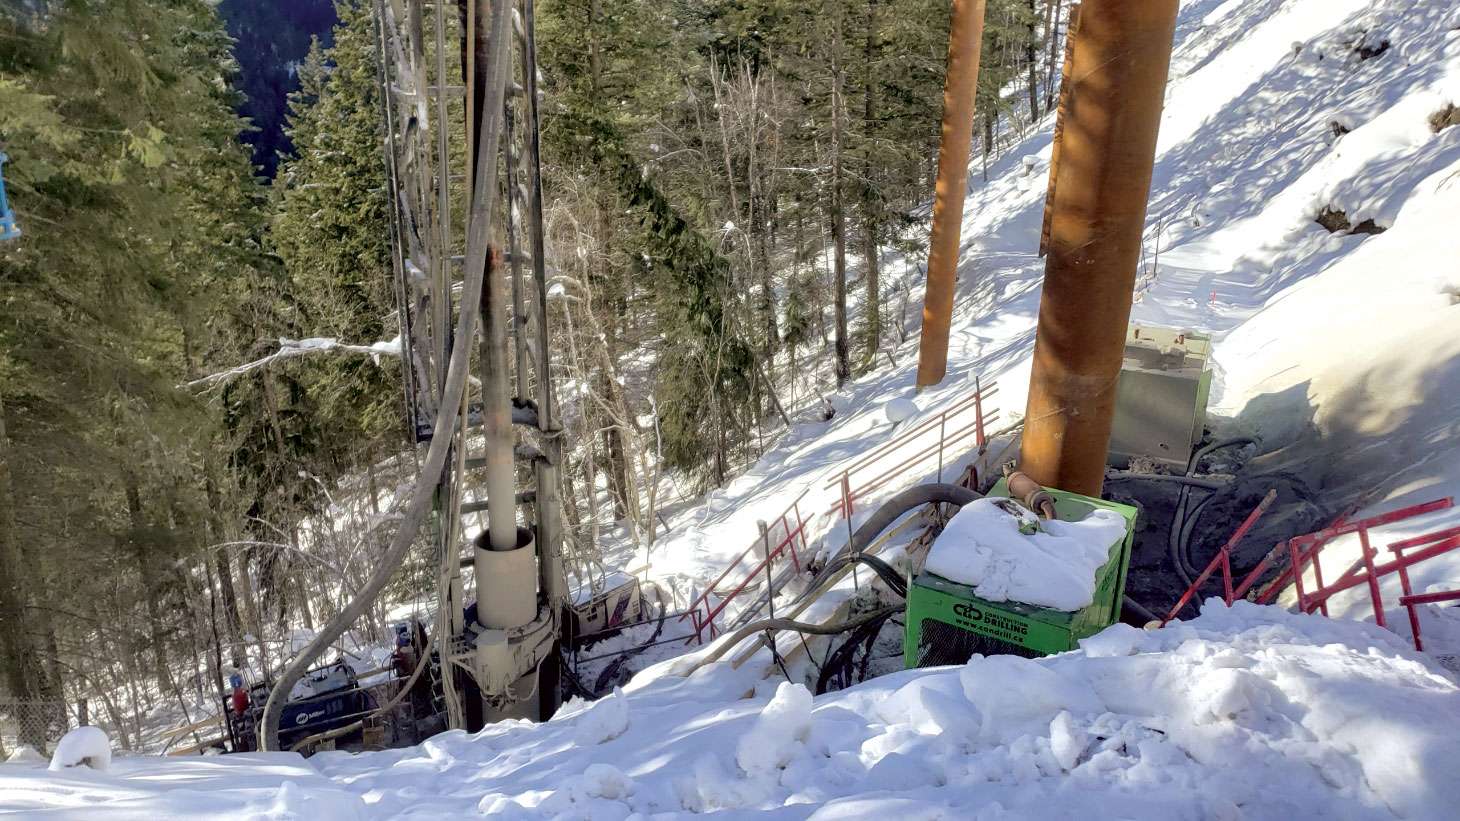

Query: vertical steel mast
[375,0,565,729]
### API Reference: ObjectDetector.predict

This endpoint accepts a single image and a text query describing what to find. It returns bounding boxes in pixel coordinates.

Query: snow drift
[5,603,1460,818]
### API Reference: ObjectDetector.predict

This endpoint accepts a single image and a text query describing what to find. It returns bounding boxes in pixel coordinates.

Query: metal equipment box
[1108,324,1212,471]
[904,482,1137,668]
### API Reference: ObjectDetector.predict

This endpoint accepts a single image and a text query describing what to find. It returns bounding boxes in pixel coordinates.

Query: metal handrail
[827,379,997,520]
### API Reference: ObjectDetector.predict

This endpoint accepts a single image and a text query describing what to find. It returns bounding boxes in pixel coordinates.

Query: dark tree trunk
[1026,0,1041,120]
[830,9,851,387]
[861,0,882,370]
[0,395,48,750]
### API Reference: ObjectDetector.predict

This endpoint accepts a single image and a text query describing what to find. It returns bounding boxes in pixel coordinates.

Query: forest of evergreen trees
[0,0,1070,747]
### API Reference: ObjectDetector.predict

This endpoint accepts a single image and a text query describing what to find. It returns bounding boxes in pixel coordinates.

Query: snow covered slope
[6,0,1459,816]
[625,0,1460,640]
[5,604,1459,818]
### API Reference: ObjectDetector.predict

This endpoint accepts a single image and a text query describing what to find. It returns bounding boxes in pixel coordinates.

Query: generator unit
[904,482,1137,668]
[1108,323,1212,471]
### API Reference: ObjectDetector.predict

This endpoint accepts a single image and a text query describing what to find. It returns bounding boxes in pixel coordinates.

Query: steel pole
[466,0,519,554]
[1019,0,1177,496]
[915,0,987,389]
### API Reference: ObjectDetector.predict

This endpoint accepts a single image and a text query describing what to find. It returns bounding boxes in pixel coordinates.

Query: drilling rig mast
[374,0,565,729]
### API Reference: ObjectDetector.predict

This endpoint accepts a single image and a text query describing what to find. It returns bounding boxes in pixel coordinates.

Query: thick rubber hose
[795,483,982,607]
[1166,438,1258,583]
[1122,594,1159,623]
[695,606,905,669]
[805,553,908,601]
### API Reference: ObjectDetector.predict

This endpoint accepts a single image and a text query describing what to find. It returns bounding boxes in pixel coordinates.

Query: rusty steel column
[915,0,987,389]
[1019,0,1177,497]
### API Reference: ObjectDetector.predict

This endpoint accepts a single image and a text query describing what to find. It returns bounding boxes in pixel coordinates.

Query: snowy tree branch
[182,336,402,392]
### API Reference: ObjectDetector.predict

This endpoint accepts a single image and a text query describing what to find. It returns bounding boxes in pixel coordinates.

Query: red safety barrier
[680,488,810,644]
[826,377,999,522]
[683,378,1000,645]
[1170,496,1458,652]
[1161,489,1277,626]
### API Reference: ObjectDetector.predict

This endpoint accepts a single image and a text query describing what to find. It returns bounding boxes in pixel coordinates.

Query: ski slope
[5,0,1460,816]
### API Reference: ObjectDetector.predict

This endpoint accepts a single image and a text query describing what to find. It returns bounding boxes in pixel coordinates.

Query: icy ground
[6,603,1460,818]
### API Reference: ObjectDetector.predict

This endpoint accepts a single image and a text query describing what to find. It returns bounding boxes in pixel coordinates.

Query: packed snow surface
[47,726,112,772]
[924,499,1129,611]
[6,603,1460,818]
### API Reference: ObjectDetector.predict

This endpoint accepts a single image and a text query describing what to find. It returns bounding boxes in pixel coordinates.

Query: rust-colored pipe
[1019,0,1178,497]
[915,0,987,389]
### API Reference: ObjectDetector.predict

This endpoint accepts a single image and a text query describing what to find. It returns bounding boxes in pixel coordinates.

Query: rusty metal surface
[915,0,988,389]
[1019,0,1178,496]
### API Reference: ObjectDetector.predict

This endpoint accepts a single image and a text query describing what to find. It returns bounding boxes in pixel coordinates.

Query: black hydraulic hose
[1122,594,1159,623]
[1190,437,1258,474]
[815,608,899,694]
[1169,437,1258,583]
[796,483,982,607]
[1172,470,1322,618]
[805,553,908,601]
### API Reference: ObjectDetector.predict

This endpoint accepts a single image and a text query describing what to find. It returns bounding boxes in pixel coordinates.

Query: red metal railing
[825,377,998,522]
[1390,525,1460,650]
[1164,496,1459,651]
[680,377,999,645]
[1160,489,1277,626]
[680,488,811,644]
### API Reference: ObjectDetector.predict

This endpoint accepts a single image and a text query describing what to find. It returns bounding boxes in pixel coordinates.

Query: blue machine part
[0,152,20,242]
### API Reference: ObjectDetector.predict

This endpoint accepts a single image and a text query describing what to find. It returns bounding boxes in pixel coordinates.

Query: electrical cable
[1159,437,1256,587]
[815,607,900,694]
[592,597,669,693]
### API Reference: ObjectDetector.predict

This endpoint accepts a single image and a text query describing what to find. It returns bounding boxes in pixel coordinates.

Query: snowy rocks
[48,726,111,772]
[5,745,46,765]
[883,397,919,426]
[576,686,630,745]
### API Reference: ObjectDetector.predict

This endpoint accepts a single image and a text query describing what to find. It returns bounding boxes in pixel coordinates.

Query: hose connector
[1006,469,1057,519]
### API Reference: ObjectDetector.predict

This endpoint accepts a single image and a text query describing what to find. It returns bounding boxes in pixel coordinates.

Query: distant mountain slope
[220,0,337,177]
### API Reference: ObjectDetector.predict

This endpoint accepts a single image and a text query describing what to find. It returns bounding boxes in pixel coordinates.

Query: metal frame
[374,0,565,730]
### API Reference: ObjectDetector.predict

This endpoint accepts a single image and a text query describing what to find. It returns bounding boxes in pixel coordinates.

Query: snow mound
[923,498,1128,611]
[574,685,629,744]
[47,726,111,772]
[883,397,919,425]
[7,603,1456,818]
[5,745,46,765]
